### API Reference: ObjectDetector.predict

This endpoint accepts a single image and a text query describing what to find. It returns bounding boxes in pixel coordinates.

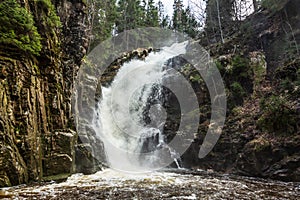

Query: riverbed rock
[43,130,76,176]
[100,47,156,87]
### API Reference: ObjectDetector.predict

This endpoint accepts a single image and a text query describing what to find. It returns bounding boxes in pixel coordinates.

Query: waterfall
[93,42,188,173]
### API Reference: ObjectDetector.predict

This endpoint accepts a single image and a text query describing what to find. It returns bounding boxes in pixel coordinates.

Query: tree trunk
[205,0,234,42]
[253,0,258,11]
[216,0,224,43]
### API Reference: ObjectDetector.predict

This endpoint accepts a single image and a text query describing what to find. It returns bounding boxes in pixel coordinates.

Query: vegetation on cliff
[0,0,42,55]
[0,0,87,187]
[189,0,300,181]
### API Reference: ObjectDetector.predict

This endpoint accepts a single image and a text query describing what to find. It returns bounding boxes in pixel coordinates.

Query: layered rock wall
[0,0,89,187]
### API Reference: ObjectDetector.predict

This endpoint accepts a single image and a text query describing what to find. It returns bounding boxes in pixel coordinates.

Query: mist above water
[93,42,188,173]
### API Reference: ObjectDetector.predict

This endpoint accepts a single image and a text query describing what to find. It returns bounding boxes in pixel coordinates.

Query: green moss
[228,81,247,108]
[190,74,202,84]
[230,82,246,97]
[231,55,251,79]
[42,173,70,182]
[258,95,297,135]
[0,174,12,187]
[82,0,87,5]
[261,0,288,13]
[231,106,243,116]
[276,59,300,94]
[215,60,224,73]
[279,79,294,91]
[219,55,252,109]
[249,137,271,152]
[55,83,62,93]
[253,63,266,82]
[0,0,42,55]
[35,0,61,28]
[33,64,40,75]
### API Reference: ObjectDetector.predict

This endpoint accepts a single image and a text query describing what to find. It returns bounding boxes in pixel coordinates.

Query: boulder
[43,130,76,177]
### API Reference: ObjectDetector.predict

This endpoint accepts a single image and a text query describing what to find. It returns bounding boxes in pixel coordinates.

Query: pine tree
[161,15,170,28]
[145,0,159,27]
[182,6,199,38]
[158,0,164,22]
[90,0,117,49]
[172,0,184,32]
[116,0,145,33]
[205,0,235,43]
[158,0,170,28]
[171,1,199,38]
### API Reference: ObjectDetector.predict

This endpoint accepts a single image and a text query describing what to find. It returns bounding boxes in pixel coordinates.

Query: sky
[154,0,207,25]
[154,0,255,23]
[154,0,192,17]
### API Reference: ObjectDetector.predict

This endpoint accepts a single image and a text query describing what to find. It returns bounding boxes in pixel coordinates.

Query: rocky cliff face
[180,0,300,182]
[0,0,89,187]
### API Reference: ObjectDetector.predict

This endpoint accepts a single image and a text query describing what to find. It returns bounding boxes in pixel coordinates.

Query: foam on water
[3,168,299,199]
[93,41,188,172]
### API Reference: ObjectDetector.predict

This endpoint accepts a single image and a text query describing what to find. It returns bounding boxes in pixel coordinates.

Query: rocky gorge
[0,0,89,187]
[0,0,299,190]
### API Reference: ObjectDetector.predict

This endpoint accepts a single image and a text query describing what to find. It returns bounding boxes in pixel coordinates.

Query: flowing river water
[1,169,299,199]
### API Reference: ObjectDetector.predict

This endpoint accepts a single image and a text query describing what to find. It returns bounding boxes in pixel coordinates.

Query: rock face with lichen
[0,0,89,187]
[179,0,300,182]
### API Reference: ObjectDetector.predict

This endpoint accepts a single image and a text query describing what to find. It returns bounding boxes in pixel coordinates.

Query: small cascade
[93,42,188,172]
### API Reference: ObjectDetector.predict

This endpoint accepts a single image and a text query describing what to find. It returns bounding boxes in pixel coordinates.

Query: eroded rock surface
[0,0,90,187]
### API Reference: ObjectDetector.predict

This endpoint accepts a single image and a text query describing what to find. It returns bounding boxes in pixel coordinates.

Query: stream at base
[1,169,299,199]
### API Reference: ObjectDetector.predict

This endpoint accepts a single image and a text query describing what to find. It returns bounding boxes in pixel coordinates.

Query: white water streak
[93,42,188,172]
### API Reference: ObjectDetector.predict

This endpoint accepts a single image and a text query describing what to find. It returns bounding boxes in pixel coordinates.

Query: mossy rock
[258,95,298,135]
[248,137,271,152]
[0,174,11,187]
[42,173,70,182]
[0,0,42,55]
[34,0,61,28]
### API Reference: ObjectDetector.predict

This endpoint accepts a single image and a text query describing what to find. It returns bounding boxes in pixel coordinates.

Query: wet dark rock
[43,130,76,177]
[0,0,91,187]
[75,143,102,174]
[43,154,73,176]
[100,47,156,87]
[162,1,300,182]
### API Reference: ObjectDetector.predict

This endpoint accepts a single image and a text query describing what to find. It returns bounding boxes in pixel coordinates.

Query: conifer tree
[116,0,145,33]
[145,0,159,27]
[90,0,117,49]
[158,0,164,22]
[182,6,199,38]
[205,0,235,42]
[171,1,199,38]
[158,0,170,28]
[161,14,170,28]
[172,0,184,32]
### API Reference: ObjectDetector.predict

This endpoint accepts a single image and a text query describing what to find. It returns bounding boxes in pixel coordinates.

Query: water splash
[93,42,188,172]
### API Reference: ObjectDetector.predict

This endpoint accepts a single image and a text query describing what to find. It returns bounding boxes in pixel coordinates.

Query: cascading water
[93,42,188,172]
[3,35,299,200]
